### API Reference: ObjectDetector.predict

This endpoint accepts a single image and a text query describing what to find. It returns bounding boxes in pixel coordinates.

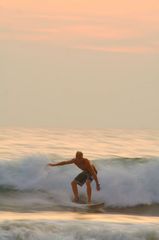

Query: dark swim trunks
[74,171,93,186]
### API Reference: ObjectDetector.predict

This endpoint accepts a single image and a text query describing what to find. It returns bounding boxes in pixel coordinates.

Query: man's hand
[96,183,100,191]
[47,159,75,167]
[47,163,54,167]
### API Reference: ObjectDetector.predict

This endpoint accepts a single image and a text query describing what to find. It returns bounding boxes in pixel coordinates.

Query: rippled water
[1,128,159,160]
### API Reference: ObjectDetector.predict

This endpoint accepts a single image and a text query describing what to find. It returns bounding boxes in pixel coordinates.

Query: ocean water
[0,127,159,240]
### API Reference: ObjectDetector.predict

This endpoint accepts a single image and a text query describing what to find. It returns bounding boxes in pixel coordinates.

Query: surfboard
[87,202,105,209]
[70,201,105,210]
[69,196,105,210]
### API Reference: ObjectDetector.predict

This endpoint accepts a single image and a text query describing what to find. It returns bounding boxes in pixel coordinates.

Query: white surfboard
[69,201,105,210]
[87,202,105,209]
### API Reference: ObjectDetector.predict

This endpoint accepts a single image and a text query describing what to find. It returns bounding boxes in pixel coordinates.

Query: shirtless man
[48,151,100,204]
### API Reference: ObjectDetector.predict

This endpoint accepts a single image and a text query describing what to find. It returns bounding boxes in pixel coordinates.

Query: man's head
[76,151,83,159]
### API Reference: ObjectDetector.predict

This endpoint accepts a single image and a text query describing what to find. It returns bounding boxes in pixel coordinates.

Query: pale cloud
[1,0,159,46]
[0,21,156,54]
[0,32,50,42]
[74,45,156,54]
[61,24,141,40]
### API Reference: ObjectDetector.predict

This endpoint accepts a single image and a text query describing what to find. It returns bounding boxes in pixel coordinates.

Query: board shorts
[74,171,93,186]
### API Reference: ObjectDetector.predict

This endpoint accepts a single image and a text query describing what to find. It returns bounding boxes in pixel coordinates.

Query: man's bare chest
[74,161,87,171]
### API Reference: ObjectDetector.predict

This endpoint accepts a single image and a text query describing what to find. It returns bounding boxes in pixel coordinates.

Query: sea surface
[0,127,159,240]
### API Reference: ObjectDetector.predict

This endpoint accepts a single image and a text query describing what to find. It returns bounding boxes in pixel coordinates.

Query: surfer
[48,151,100,204]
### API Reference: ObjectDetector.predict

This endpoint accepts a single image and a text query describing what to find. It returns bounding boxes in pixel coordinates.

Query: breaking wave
[0,155,159,209]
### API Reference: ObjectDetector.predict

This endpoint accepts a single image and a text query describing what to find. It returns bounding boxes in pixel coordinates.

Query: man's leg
[86,179,92,204]
[71,180,79,202]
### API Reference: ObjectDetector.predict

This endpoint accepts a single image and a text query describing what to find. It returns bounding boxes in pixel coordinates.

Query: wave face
[0,220,159,240]
[0,155,159,210]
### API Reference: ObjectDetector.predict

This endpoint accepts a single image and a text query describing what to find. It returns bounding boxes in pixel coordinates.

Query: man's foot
[72,197,79,203]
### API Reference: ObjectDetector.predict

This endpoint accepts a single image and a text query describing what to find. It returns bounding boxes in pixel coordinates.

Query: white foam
[0,155,159,207]
[0,220,159,240]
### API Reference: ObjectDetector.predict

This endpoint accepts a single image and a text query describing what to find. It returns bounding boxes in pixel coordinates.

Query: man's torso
[73,158,89,171]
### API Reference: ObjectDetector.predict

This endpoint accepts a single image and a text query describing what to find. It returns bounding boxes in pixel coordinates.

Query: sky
[1,0,159,129]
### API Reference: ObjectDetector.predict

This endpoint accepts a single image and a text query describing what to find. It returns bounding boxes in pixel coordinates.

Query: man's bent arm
[48,159,75,167]
[86,160,100,190]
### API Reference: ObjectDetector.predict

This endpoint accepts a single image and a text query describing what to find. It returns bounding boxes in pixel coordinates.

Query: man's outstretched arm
[48,159,75,167]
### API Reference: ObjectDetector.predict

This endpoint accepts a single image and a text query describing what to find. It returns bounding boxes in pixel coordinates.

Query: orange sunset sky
[1,0,159,128]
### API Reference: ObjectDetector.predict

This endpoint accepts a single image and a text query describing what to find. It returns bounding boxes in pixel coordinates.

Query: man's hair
[76,151,83,158]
